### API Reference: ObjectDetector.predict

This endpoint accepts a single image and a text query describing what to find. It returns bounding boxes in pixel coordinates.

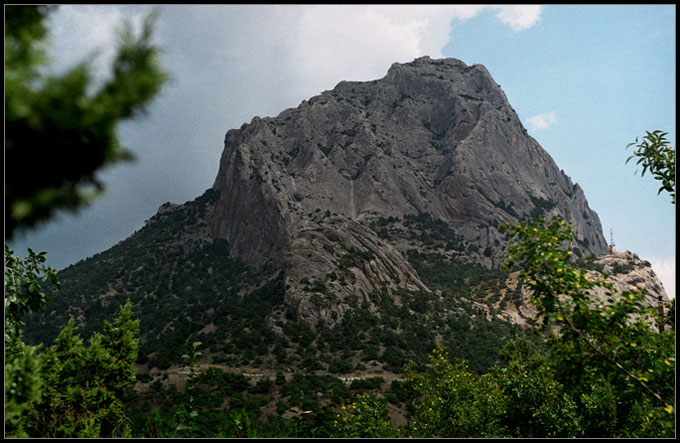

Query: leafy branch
[626,130,676,204]
[4,245,60,355]
[555,295,669,408]
[502,215,674,422]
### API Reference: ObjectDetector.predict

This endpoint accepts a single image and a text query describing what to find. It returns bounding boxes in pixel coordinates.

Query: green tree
[4,341,44,438]
[496,133,675,437]
[329,391,398,438]
[4,246,59,437]
[626,130,675,204]
[502,216,675,437]
[491,336,583,437]
[4,5,164,436]
[403,341,584,438]
[19,301,140,438]
[5,5,168,239]
[4,246,59,357]
[402,348,506,438]
[174,341,204,437]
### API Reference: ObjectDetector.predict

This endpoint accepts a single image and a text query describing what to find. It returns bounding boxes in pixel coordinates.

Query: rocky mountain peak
[25,57,668,377]
[207,56,609,327]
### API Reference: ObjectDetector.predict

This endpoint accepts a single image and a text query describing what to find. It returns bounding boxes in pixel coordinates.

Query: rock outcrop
[208,56,609,327]
[24,57,670,374]
[496,250,669,329]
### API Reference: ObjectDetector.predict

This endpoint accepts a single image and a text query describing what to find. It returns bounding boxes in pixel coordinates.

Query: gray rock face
[497,250,670,330]
[209,56,610,327]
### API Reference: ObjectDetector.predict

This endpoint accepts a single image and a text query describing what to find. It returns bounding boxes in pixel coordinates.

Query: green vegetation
[502,216,674,436]
[24,302,140,437]
[25,203,525,376]
[5,246,59,437]
[10,188,675,434]
[6,13,674,435]
[329,392,398,438]
[529,195,557,219]
[4,246,59,356]
[403,212,466,250]
[109,168,672,438]
[22,190,276,370]
[626,130,675,204]
[298,214,674,438]
[407,250,502,292]
[5,5,166,436]
[5,246,141,437]
[5,5,168,239]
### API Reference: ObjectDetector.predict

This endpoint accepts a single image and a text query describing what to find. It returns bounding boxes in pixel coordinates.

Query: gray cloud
[9,5,543,269]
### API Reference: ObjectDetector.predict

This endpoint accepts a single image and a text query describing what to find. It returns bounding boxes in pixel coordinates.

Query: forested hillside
[5,5,674,437]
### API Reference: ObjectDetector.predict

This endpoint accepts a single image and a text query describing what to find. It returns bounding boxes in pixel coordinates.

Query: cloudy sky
[8,4,675,298]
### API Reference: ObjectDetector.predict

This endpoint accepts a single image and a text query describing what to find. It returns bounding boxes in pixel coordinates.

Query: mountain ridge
[208,55,608,328]
[23,56,668,376]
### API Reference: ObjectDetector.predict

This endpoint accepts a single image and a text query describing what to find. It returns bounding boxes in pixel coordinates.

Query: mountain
[209,56,608,327]
[24,57,668,375]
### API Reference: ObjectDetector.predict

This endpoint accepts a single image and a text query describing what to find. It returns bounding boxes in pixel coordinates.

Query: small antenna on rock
[609,228,616,253]
[658,296,665,333]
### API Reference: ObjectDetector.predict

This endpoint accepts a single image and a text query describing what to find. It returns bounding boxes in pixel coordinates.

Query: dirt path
[137,363,403,391]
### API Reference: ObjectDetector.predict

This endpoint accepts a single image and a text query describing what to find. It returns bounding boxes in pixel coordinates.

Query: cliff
[208,56,609,327]
[24,57,667,376]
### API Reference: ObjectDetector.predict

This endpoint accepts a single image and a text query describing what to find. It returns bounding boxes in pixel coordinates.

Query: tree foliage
[21,301,140,438]
[4,245,59,356]
[327,207,674,437]
[398,343,584,438]
[502,215,675,437]
[402,349,506,438]
[5,5,161,435]
[4,246,60,437]
[626,130,676,204]
[4,4,168,239]
[329,391,398,438]
[5,245,141,437]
